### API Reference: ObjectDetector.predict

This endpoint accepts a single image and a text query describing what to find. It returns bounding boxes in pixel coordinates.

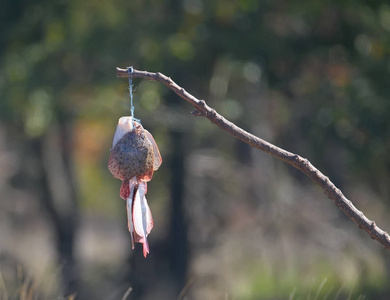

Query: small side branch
[116,67,390,250]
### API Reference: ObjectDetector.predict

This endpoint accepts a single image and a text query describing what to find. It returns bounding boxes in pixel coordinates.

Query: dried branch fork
[116,67,390,250]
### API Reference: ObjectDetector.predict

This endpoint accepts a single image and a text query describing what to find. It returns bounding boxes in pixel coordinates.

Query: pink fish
[108,117,162,257]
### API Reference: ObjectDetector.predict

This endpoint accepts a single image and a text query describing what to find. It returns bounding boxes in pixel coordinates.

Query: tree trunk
[31,121,79,296]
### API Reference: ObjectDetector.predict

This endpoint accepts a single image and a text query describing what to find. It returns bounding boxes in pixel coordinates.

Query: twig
[116,67,390,250]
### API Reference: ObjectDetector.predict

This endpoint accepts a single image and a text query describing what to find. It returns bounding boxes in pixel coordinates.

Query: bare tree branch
[116,67,390,250]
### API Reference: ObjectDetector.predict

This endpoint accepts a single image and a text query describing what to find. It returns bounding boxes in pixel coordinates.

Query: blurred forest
[1,0,390,299]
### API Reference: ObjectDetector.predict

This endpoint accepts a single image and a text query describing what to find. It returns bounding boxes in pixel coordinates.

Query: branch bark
[116,67,390,250]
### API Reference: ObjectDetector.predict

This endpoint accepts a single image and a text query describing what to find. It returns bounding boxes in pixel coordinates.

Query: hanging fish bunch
[108,116,162,257]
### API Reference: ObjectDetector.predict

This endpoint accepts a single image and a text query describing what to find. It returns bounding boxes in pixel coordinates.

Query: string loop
[127,66,141,124]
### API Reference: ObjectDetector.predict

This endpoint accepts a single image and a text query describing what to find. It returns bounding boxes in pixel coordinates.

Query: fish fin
[120,180,130,200]
[132,181,153,256]
[144,129,162,171]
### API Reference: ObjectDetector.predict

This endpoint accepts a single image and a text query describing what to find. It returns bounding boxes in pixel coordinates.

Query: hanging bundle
[108,67,162,257]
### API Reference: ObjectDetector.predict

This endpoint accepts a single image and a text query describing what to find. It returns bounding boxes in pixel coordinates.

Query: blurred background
[1,0,390,299]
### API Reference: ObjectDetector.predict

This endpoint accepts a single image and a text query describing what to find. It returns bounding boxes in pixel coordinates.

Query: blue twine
[127,66,135,118]
[127,66,141,124]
